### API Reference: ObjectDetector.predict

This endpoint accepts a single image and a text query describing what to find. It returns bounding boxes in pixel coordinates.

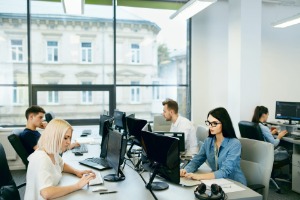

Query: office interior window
[130,81,140,103]
[47,41,58,62]
[152,81,160,100]
[81,81,92,104]
[11,39,23,62]
[131,44,140,64]
[81,42,92,63]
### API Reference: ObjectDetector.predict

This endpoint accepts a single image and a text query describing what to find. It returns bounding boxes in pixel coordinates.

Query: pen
[99,191,117,195]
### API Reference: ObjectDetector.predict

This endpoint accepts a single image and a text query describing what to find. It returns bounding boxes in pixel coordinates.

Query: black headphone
[194,183,226,200]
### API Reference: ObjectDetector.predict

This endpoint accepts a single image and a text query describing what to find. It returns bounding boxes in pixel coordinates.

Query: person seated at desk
[251,106,288,147]
[162,98,198,155]
[20,105,80,155]
[24,118,95,200]
[180,107,247,185]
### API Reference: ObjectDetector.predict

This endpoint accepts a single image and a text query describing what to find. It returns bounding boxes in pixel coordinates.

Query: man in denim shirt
[180,107,247,185]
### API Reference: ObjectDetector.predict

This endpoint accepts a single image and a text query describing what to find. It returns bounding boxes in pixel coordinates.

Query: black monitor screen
[99,114,112,136]
[275,101,300,124]
[104,130,127,181]
[113,110,126,132]
[99,116,114,158]
[127,117,147,142]
[141,131,180,189]
[155,132,185,153]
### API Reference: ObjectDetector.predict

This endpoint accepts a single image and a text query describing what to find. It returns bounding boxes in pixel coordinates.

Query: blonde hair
[38,118,73,154]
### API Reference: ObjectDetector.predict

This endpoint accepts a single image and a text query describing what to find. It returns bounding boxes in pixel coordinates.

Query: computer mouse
[75,152,83,156]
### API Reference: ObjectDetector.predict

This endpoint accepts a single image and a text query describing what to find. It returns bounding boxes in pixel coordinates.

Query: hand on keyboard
[77,173,96,189]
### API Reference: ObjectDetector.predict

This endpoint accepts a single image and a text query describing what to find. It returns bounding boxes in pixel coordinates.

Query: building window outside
[81,81,92,104]
[152,81,160,100]
[12,81,20,104]
[47,41,58,62]
[11,39,23,62]
[47,83,59,104]
[131,44,140,64]
[130,81,140,103]
[81,42,92,63]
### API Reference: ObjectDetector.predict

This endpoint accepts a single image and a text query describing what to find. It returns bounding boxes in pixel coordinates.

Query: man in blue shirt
[20,105,47,155]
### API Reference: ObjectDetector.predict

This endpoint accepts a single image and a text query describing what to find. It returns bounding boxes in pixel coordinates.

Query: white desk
[57,126,262,200]
[281,136,300,193]
[140,163,262,200]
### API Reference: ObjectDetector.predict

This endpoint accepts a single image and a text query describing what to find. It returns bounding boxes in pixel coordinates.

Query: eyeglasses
[205,120,221,127]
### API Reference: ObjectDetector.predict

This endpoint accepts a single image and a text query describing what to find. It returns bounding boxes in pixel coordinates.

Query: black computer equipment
[100,116,114,158]
[155,132,185,153]
[275,101,300,124]
[142,122,153,132]
[113,110,127,133]
[104,129,127,182]
[141,130,180,190]
[99,114,112,136]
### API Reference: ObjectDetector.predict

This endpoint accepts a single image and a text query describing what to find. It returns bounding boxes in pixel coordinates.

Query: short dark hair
[207,107,237,138]
[251,106,268,123]
[162,98,178,114]
[25,105,46,120]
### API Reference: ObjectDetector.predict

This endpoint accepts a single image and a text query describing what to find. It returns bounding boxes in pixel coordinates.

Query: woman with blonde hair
[24,118,95,200]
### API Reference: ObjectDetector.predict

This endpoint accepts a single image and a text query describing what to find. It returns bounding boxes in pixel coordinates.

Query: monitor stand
[104,170,125,182]
[145,166,169,191]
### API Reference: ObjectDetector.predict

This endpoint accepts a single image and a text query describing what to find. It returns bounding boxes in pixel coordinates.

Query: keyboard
[88,157,110,168]
[72,144,88,153]
[79,157,111,170]
[89,172,104,186]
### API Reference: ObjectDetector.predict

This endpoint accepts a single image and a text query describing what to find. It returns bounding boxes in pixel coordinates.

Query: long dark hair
[251,106,268,123]
[207,107,236,138]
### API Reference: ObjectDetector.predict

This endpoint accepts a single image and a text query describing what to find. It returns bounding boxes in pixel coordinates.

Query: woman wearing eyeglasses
[180,107,247,185]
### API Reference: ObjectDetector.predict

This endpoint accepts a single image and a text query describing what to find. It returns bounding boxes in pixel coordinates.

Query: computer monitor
[104,130,127,182]
[99,114,112,136]
[126,117,147,142]
[113,110,127,133]
[142,123,152,132]
[155,132,185,153]
[99,116,114,158]
[141,130,180,190]
[153,115,172,132]
[275,101,300,124]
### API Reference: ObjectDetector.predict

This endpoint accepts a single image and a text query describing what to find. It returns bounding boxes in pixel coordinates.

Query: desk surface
[57,126,262,200]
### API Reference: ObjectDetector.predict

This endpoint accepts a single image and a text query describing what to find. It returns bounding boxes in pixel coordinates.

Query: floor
[11,170,300,200]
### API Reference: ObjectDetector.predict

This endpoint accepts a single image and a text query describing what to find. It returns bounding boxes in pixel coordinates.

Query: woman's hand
[70,142,80,149]
[278,130,288,139]
[184,173,201,180]
[271,128,278,135]
[75,173,96,190]
[75,169,95,178]
[180,169,187,177]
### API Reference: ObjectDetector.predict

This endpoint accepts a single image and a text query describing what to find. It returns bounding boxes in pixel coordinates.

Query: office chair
[195,125,208,150]
[240,138,274,200]
[45,111,55,123]
[7,129,29,169]
[238,121,291,193]
[0,143,25,200]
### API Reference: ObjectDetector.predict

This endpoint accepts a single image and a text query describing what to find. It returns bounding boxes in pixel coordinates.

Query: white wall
[191,1,300,135]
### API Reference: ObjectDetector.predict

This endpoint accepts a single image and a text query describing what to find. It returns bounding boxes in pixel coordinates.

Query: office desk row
[57,126,262,200]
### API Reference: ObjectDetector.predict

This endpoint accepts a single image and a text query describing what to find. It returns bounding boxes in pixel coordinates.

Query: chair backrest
[7,129,29,169]
[195,125,208,149]
[45,111,55,123]
[153,115,171,132]
[238,121,265,141]
[0,143,21,200]
[240,138,274,200]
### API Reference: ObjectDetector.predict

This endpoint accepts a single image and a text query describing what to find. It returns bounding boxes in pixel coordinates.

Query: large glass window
[0,0,190,126]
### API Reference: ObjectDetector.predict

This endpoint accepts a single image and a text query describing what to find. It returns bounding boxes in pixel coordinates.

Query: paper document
[201,178,245,193]
[180,177,201,187]
[75,137,101,144]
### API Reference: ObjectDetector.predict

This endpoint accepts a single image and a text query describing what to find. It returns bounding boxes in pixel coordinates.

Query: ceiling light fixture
[273,13,300,28]
[62,0,85,15]
[170,0,217,20]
